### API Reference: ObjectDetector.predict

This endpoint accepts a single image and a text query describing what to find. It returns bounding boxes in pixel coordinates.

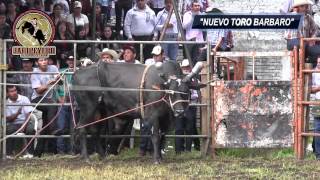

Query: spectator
[197,7,233,77]
[145,45,166,65]
[75,26,90,59]
[0,12,11,39]
[44,0,54,13]
[287,0,319,66]
[30,57,62,157]
[148,0,165,15]
[97,0,112,22]
[100,25,120,51]
[0,1,6,14]
[115,0,133,37]
[124,0,157,60]
[50,3,66,26]
[175,59,200,154]
[118,46,140,64]
[34,0,44,11]
[311,56,320,160]
[56,55,77,154]
[53,0,70,16]
[6,85,35,157]
[6,0,17,28]
[9,58,34,100]
[78,0,92,15]
[156,0,178,61]
[89,2,109,38]
[66,1,89,37]
[55,21,73,68]
[98,48,119,63]
[182,0,208,14]
[183,0,204,65]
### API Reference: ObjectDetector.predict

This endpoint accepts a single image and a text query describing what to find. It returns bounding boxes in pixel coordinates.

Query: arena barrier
[0,39,213,160]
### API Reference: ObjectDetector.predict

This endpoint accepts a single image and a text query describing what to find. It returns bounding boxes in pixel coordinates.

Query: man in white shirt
[183,0,204,65]
[6,85,35,156]
[311,57,320,160]
[66,1,89,37]
[124,0,157,60]
[30,57,61,157]
[156,0,179,61]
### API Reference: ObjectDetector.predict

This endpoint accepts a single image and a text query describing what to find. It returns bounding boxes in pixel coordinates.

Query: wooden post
[172,0,193,67]
[200,63,208,156]
[0,39,3,158]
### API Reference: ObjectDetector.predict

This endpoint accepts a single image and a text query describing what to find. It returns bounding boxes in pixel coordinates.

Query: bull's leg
[94,124,106,160]
[151,118,161,164]
[79,127,89,160]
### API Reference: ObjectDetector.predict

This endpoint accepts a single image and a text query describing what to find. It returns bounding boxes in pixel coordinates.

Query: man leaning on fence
[30,57,62,157]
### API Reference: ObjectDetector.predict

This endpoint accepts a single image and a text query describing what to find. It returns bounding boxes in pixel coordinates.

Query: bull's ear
[189,82,207,90]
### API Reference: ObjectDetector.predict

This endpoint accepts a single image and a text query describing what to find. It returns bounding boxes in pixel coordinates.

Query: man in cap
[175,59,200,154]
[66,1,89,37]
[98,48,119,63]
[118,46,141,64]
[145,45,166,65]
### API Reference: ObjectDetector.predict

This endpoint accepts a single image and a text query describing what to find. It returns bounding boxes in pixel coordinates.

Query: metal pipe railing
[6,134,210,139]
[1,38,213,160]
[4,39,207,45]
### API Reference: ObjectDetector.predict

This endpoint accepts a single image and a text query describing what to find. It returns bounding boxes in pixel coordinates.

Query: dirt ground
[0,149,320,179]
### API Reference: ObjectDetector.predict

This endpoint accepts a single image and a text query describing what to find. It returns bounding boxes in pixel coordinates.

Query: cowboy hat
[292,0,313,8]
[98,48,119,60]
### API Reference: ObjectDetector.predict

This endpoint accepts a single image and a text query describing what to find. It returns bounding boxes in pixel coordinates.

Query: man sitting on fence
[5,85,38,158]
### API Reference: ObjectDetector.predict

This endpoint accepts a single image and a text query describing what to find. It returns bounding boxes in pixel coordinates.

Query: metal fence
[0,39,213,160]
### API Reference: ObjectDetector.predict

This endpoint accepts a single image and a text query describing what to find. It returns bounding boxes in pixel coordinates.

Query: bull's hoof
[153,160,161,165]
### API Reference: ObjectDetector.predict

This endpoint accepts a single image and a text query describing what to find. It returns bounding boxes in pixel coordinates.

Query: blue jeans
[161,34,179,61]
[57,106,72,153]
[314,116,320,157]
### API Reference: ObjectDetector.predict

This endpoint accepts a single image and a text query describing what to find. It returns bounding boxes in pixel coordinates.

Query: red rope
[65,80,77,128]
[14,103,64,158]
[76,95,167,129]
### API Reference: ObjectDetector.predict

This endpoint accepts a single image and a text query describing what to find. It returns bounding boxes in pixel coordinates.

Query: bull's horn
[183,62,204,82]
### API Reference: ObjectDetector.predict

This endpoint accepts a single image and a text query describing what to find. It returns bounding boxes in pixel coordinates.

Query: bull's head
[159,62,206,117]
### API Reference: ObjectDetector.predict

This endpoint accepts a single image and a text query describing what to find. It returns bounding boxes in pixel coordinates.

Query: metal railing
[1,39,213,160]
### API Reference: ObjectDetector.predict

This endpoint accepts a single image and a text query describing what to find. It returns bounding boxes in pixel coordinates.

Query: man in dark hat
[118,46,141,64]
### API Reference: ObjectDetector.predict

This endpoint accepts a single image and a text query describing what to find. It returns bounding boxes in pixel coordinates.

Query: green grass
[0,148,320,179]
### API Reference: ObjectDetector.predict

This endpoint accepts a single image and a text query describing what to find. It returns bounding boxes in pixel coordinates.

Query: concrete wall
[210,0,294,80]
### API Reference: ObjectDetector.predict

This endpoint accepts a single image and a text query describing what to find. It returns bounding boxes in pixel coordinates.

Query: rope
[76,95,167,129]
[65,80,77,128]
[139,65,152,119]
[14,103,64,158]
[0,69,68,143]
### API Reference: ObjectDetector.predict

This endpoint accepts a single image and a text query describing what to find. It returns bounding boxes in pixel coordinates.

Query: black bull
[72,61,204,163]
